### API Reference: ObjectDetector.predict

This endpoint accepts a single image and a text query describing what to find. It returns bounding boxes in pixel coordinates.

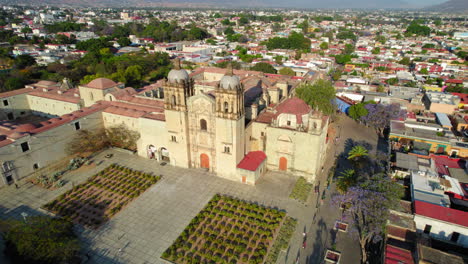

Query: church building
[0,60,329,187]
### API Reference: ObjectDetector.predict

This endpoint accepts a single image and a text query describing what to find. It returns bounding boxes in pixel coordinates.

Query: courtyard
[0,148,311,264]
[0,115,379,264]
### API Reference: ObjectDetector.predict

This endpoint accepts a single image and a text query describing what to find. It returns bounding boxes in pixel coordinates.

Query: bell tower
[163,58,194,168]
[214,63,245,180]
[215,64,244,120]
[163,58,194,112]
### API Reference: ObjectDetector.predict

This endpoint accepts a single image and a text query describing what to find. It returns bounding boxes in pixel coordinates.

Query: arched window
[89,92,94,101]
[200,119,207,131]
[171,95,176,106]
[224,102,229,113]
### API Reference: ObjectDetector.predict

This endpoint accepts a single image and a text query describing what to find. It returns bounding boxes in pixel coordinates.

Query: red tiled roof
[414,200,468,227]
[446,79,463,84]
[237,151,266,171]
[28,90,81,104]
[451,93,468,103]
[0,88,33,98]
[385,245,414,264]
[84,78,117,90]
[429,154,465,176]
[275,97,311,124]
[255,111,276,124]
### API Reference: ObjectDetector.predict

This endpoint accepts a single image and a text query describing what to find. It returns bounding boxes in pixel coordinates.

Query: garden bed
[334,221,348,232]
[161,194,288,264]
[265,216,297,264]
[289,177,313,202]
[42,164,160,229]
[325,249,341,264]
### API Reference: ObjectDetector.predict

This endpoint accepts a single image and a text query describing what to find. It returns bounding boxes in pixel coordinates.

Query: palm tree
[347,145,369,162]
[336,169,357,194]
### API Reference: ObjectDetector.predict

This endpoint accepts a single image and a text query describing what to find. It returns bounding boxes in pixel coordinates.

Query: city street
[288,114,383,264]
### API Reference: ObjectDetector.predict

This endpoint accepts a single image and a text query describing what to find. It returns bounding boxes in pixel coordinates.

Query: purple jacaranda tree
[332,187,388,264]
[331,174,404,264]
[360,103,405,136]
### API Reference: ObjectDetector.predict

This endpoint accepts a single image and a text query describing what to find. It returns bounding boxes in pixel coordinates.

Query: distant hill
[0,0,412,9]
[424,0,468,12]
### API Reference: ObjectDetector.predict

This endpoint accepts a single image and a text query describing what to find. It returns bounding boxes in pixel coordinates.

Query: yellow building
[0,62,330,187]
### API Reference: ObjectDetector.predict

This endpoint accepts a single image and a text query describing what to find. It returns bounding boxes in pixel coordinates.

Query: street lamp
[21,212,28,222]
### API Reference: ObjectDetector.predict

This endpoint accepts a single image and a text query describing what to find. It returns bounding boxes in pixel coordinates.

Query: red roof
[274,97,311,124]
[451,92,468,103]
[84,78,118,90]
[446,79,463,84]
[414,200,468,227]
[237,151,266,171]
[429,154,465,176]
[385,245,414,264]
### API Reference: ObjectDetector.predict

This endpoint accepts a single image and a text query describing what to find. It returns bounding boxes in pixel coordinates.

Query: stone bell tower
[214,63,245,180]
[163,58,194,168]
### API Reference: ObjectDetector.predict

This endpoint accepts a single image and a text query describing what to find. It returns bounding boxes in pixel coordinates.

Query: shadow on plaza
[306,218,328,264]
[0,202,127,264]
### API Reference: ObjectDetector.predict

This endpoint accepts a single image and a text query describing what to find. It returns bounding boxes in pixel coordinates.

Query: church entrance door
[279,157,287,171]
[200,154,210,169]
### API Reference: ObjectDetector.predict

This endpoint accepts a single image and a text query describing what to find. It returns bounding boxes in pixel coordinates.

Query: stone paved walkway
[0,148,313,264]
[0,115,376,264]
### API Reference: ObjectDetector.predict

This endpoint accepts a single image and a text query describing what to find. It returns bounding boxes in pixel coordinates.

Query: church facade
[0,61,329,187]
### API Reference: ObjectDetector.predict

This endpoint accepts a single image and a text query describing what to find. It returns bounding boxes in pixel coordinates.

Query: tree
[371,47,380,55]
[296,79,336,115]
[298,20,309,34]
[331,69,342,81]
[279,67,295,76]
[2,216,80,264]
[319,42,329,50]
[398,57,410,65]
[106,124,140,151]
[336,169,357,194]
[21,27,32,34]
[405,21,431,36]
[14,54,36,69]
[336,30,357,41]
[224,27,235,36]
[67,129,109,154]
[420,68,428,74]
[386,78,398,85]
[347,145,369,162]
[344,44,354,55]
[251,62,277,74]
[274,55,283,65]
[348,103,368,120]
[361,103,403,136]
[117,37,131,47]
[331,187,390,264]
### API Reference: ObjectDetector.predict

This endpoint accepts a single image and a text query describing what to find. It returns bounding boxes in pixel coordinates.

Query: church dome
[168,69,189,83]
[219,63,240,90]
[220,75,240,90]
[167,58,189,83]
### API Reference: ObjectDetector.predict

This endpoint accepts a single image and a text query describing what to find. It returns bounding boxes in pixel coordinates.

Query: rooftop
[237,151,266,171]
[414,200,468,228]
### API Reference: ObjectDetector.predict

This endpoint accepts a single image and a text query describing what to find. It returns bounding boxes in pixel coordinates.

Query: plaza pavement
[0,115,377,264]
[0,148,314,264]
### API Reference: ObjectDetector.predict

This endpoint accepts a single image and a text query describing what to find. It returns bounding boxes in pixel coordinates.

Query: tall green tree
[2,216,80,264]
[251,62,277,74]
[296,79,336,115]
[348,103,368,120]
[279,67,295,76]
